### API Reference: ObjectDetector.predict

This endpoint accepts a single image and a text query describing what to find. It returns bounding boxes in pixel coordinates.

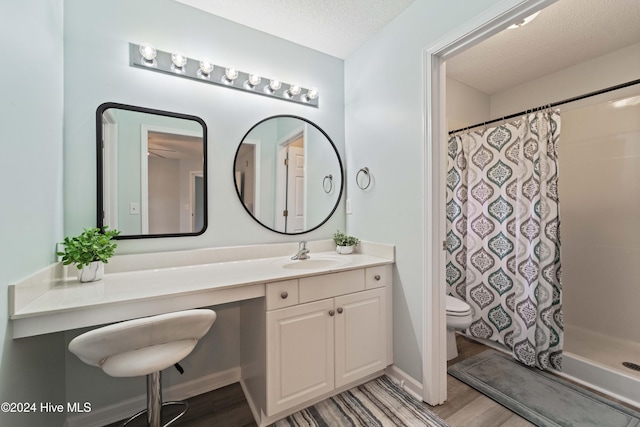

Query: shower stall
[558,87,640,406]
[446,83,640,407]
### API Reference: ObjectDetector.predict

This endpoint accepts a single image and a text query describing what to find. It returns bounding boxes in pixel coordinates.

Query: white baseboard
[384,364,424,402]
[65,367,241,427]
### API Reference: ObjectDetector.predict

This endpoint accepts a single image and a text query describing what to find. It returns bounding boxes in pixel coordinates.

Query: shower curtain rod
[448,77,640,135]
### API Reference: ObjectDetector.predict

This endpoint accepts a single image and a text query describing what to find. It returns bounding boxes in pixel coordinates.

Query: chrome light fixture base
[129,43,319,108]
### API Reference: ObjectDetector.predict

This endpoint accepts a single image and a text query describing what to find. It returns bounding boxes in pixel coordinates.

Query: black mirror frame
[96,102,208,239]
[233,115,344,235]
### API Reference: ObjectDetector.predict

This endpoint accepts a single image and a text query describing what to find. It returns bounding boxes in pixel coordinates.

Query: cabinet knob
[280,291,288,299]
[328,310,335,317]
[374,274,381,281]
[337,307,344,314]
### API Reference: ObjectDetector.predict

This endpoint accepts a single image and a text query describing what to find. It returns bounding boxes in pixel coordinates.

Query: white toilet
[446,295,473,361]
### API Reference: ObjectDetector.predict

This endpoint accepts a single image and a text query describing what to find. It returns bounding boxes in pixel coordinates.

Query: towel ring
[356,167,371,190]
[323,174,333,193]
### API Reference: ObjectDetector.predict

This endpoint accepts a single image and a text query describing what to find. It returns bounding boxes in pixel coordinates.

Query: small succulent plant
[332,230,360,247]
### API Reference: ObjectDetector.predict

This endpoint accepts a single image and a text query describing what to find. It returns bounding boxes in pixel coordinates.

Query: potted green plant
[57,227,120,282]
[332,230,360,254]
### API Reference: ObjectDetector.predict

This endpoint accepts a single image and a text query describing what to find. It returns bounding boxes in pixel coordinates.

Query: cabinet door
[334,287,387,388]
[266,298,335,415]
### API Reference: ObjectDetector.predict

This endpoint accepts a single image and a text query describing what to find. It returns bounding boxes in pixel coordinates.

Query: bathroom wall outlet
[346,198,352,214]
[129,202,140,215]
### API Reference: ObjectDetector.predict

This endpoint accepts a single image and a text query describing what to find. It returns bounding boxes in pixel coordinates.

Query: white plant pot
[336,245,354,255]
[78,261,104,283]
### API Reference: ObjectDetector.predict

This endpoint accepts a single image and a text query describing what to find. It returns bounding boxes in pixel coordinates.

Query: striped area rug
[273,375,450,427]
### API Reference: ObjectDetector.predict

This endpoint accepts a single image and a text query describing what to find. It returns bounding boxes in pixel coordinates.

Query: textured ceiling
[446,0,640,94]
[174,0,640,93]
[174,0,416,59]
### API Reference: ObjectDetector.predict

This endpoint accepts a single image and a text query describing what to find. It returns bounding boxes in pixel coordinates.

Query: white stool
[69,309,217,427]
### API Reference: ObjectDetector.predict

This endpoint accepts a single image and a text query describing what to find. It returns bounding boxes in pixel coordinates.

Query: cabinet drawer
[365,266,388,289]
[266,280,299,310]
[299,270,364,303]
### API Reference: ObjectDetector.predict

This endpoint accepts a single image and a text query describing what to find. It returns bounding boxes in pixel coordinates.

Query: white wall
[0,1,66,426]
[559,92,640,343]
[490,42,640,119]
[446,78,491,131]
[345,0,504,384]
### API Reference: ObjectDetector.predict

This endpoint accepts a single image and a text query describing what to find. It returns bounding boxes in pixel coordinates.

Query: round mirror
[233,115,343,234]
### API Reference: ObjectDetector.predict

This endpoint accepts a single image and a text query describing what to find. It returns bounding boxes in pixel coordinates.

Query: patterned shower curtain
[446,111,563,370]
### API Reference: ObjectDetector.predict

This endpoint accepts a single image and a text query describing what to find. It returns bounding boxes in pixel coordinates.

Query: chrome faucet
[291,241,310,260]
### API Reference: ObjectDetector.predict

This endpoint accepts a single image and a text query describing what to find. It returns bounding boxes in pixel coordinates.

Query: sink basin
[277,256,350,270]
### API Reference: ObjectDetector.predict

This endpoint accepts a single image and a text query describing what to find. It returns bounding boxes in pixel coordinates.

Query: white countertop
[9,242,394,338]
[13,252,391,319]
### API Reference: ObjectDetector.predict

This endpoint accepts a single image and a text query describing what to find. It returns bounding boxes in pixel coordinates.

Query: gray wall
[0,1,66,426]
[344,0,504,383]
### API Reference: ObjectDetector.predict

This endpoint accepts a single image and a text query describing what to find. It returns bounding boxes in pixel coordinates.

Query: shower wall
[559,93,640,343]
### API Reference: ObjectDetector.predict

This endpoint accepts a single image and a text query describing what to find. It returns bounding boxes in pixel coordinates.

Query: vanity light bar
[129,43,319,108]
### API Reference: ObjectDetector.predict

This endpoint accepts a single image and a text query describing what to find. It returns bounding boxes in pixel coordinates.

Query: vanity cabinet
[266,298,335,414]
[262,267,390,417]
[334,287,386,388]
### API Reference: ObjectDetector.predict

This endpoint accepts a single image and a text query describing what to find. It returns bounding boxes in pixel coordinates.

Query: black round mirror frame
[233,115,344,235]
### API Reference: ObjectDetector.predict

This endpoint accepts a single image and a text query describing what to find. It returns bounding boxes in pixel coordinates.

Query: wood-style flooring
[105,335,636,426]
[432,336,535,426]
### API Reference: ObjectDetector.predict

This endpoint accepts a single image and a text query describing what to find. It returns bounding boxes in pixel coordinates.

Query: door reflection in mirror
[234,115,343,235]
[97,103,207,239]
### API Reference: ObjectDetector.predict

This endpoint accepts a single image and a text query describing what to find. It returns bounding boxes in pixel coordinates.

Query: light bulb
[264,79,282,94]
[244,74,262,90]
[302,87,318,102]
[171,52,187,68]
[270,80,282,91]
[139,44,157,65]
[199,60,214,78]
[248,74,261,86]
[285,84,301,98]
[222,67,238,84]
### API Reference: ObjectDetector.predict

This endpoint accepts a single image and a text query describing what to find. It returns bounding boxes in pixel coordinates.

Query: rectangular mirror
[97,102,207,239]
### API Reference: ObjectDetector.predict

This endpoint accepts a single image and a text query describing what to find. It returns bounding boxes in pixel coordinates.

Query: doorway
[190,172,204,233]
[421,0,556,405]
[276,128,306,233]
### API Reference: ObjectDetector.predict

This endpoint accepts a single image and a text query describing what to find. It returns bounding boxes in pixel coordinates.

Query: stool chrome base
[121,371,188,427]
